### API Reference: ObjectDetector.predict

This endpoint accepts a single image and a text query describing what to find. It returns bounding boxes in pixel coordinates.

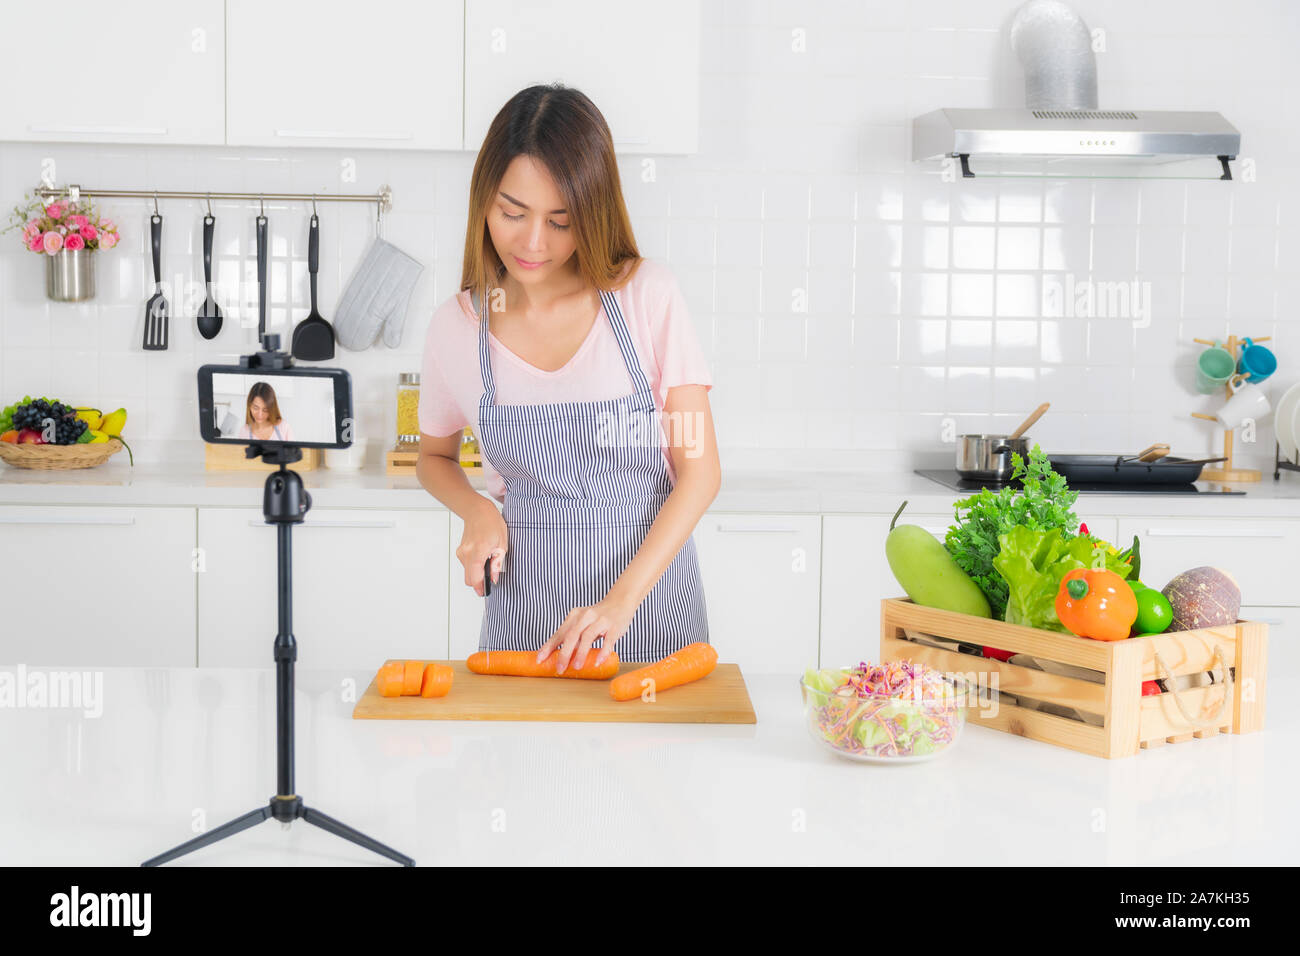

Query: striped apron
[474,283,709,663]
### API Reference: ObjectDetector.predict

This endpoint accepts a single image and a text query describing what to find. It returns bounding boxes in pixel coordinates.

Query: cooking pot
[954,403,1049,481]
[956,434,1030,481]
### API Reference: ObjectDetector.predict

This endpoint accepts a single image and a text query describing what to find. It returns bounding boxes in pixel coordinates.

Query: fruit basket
[880,597,1267,759]
[0,438,124,470]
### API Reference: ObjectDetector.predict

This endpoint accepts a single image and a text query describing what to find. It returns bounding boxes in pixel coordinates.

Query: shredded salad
[802,660,963,759]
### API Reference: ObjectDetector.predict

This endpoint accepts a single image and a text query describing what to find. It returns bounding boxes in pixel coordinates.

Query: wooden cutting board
[351,659,756,724]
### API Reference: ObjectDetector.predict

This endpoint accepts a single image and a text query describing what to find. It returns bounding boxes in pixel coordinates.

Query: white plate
[1290,394,1300,465]
[1277,382,1300,464]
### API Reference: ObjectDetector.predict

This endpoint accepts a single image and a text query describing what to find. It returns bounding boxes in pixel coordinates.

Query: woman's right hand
[456,498,508,597]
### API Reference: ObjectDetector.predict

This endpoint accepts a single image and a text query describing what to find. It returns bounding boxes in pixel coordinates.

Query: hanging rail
[33,182,393,212]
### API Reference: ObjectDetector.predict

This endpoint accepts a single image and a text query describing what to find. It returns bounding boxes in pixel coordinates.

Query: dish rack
[1275,441,1300,481]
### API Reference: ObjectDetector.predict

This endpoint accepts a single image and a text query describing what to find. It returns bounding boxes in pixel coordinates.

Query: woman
[236,382,294,442]
[417,84,720,674]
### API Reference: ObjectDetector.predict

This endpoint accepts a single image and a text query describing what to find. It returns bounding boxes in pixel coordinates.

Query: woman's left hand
[537,595,636,674]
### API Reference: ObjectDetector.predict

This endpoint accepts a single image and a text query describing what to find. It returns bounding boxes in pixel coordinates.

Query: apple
[18,429,45,444]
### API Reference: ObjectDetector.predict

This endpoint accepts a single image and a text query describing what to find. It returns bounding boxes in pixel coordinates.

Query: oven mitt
[332,237,424,351]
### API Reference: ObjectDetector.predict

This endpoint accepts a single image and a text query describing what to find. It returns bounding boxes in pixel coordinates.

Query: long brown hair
[245,382,282,427]
[461,83,642,306]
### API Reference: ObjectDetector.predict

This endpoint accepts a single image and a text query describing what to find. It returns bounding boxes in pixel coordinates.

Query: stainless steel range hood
[912,108,1241,179]
[911,1,1241,179]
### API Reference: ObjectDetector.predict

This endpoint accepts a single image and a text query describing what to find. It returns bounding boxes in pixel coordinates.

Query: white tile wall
[0,0,1298,475]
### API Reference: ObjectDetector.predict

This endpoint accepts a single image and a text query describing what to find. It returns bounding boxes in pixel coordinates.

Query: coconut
[1161,566,1241,631]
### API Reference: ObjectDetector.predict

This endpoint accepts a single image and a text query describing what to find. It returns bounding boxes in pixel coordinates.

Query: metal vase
[44,248,96,302]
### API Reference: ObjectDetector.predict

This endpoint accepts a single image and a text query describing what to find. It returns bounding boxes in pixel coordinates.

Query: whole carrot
[420,663,454,698]
[466,649,619,680]
[610,643,718,701]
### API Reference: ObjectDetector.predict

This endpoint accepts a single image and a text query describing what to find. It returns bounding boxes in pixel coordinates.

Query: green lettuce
[992,526,1132,632]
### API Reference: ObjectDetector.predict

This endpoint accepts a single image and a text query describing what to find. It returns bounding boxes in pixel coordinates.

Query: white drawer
[694,514,820,675]
[197,507,449,669]
[1117,518,1299,606]
[0,505,197,666]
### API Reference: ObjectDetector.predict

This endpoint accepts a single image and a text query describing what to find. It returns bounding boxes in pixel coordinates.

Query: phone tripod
[142,439,413,866]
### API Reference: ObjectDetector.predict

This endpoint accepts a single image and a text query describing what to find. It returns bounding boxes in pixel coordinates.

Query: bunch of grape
[11,398,88,445]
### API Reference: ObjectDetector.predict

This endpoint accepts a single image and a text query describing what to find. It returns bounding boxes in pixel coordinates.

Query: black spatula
[142,214,169,350]
[291,213,334,360]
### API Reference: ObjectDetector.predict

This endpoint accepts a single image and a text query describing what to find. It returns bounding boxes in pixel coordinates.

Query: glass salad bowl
[800,664,966,764]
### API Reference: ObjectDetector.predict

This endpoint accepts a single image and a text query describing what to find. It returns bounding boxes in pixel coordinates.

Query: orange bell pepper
[1055,567,1137,641]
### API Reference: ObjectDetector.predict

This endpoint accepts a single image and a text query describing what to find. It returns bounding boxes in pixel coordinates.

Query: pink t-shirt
[237,420,294,442]
[418,258,712,502]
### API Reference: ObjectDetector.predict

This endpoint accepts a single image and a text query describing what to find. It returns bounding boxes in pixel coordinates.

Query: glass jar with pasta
[396,372,420,449]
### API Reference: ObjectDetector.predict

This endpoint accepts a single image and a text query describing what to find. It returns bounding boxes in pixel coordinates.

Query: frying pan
[1047,454,1228,484]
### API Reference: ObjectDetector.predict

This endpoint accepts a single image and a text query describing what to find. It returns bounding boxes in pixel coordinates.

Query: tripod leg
[299,804,415,866]
[141,804,273,867]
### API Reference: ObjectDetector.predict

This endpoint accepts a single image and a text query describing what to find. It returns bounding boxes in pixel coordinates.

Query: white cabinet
[464,0,701,153]
[225,0,464,150]
[0,2,225,145]
[820,512,949,669]
[1116,517,1300,604]
[0,506,196,666]
[1239,605,1296,679]
[196,507,449,669]
[4,1,701,153]
[692,514,820,674]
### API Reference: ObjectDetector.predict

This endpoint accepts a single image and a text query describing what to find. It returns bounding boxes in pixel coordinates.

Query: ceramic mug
[324,437,367,471]
[1196,342,1237,393]
[1215,375,1272,429]
[1237,337,1277,385]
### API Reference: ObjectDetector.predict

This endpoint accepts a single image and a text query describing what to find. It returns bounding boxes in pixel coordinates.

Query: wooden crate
[385,430,483,476]
[879,597,1267,759]
[385,446,418,476]
[205,443,319,472]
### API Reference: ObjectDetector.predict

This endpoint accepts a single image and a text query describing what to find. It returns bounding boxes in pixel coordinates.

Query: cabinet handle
[1144,528,1286,538]
[0,514,135,526]
[246,519,398,529]
[714,523,800,534]
[274,129,413,141]
[29,124,168,135]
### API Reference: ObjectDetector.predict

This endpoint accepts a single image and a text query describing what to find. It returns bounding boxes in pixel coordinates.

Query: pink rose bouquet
[6,191,121,254]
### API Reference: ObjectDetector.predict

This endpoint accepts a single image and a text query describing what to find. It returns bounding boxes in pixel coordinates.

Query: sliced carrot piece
[401,660,424,696]
[465,649,619,680]
[610,643,717,701]
[376,661,405,698]
[420,663,454,698]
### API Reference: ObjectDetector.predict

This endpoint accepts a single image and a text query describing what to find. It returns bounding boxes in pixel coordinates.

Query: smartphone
[197,364,353,449]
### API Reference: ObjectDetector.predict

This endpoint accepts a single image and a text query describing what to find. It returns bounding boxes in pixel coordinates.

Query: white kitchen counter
[2,656,1295,866]
[6,454,1300,516]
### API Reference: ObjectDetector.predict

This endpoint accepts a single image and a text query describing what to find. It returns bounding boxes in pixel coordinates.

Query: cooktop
[915,469,1247,496]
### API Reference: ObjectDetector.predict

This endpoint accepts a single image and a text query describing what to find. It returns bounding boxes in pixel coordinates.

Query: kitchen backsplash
[1,0,1298,473]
